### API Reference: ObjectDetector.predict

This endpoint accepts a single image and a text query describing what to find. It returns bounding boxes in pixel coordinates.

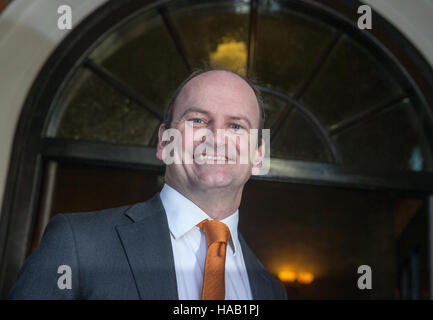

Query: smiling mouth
[196,154,229,162]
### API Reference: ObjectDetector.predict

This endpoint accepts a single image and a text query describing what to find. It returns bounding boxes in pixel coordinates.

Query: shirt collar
[159,183,240,256]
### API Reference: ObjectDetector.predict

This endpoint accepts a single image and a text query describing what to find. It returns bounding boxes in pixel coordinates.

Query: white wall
[0,0,433,216]
[0,0,108,216]
[364,0,433,68]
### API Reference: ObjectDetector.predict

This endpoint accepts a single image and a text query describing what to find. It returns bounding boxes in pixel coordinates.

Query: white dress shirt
[159,183,253,300]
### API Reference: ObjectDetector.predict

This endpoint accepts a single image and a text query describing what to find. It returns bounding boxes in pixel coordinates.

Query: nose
[205,121,227,153]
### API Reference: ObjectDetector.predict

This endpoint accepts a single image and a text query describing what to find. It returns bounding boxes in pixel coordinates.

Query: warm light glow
[278,269,315,284]
[297,272,314,284]
[278,270,296,282]
[209,38,247,76]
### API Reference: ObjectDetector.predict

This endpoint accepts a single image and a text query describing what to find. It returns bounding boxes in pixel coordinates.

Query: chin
[193,165,251,189]
[196,173,233,189]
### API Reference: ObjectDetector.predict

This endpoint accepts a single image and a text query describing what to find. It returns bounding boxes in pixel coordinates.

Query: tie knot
[197,220,230,245]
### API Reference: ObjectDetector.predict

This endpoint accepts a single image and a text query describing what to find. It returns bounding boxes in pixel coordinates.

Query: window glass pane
[255,4,337,96]
[89,8,190,110]
[46,0,432,173]
[334,99,433,171]
[168,0,249,74]
[271,108,332,162]
[262,93,288,129]
[52,68,159,146]
[301,35,404,127]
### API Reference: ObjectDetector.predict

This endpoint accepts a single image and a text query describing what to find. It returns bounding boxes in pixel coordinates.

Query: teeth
[198,154,227,161]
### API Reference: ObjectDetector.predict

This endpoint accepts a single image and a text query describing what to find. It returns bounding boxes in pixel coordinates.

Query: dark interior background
[35,162,429,299]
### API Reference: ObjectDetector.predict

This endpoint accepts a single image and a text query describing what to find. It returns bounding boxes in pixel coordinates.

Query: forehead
[173,71,260,126]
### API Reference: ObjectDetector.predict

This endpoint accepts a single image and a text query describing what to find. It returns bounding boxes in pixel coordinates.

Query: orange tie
[197,219,231,300]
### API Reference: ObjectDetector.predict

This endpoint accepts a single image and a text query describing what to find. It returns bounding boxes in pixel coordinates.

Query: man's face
[156,70,264,193]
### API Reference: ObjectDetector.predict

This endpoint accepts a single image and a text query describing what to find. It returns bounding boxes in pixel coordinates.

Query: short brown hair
[163,68,265,145]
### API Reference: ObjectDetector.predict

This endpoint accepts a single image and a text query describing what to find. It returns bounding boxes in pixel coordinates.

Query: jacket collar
[238,232,277,300]
[160,183,240,256]
[115,193,179,300]
[116,193,277,300]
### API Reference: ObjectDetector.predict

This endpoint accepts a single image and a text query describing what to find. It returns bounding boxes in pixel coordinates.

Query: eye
[187,118,205,126]
[231,123,244,130]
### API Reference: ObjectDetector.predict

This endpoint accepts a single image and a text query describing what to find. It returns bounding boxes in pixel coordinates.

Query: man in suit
[9,69,287,300]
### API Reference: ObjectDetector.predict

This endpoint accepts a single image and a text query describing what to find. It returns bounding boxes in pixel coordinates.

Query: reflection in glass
[334,99,433,171]
[169,0,249,73]
[46,0,432,173]
[89,8,189,111]
[53,69,159,146]
[209,38,247,75]
[271,108,332,162]
[255,3,337,96]
[262,93,288,129]
[301,35,404,127]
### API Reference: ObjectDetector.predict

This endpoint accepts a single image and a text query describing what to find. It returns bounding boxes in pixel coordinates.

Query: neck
[165,180,243,220]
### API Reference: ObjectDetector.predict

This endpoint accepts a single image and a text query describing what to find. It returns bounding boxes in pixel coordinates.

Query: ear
[156,123,167,161]
[251,138,265,176]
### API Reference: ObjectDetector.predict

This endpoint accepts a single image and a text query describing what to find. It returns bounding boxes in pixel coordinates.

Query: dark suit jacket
[8,193,287,299]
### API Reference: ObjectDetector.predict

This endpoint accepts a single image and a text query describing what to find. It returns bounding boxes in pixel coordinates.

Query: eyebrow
[179,107,211,119]
[179,107,252,128]
[229,116,252,128]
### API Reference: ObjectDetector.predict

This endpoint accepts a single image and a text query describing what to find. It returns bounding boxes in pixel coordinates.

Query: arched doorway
[1,0,433,299]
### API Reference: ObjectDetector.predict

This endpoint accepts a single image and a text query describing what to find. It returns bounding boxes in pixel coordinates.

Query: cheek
[179,124,193,151]
[181,126,208,160]
[229,134,251,161]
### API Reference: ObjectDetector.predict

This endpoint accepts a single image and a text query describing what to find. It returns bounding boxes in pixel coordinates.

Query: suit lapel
[238,233,275,300]
[115,193,276,300]
[115,194,179,300]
